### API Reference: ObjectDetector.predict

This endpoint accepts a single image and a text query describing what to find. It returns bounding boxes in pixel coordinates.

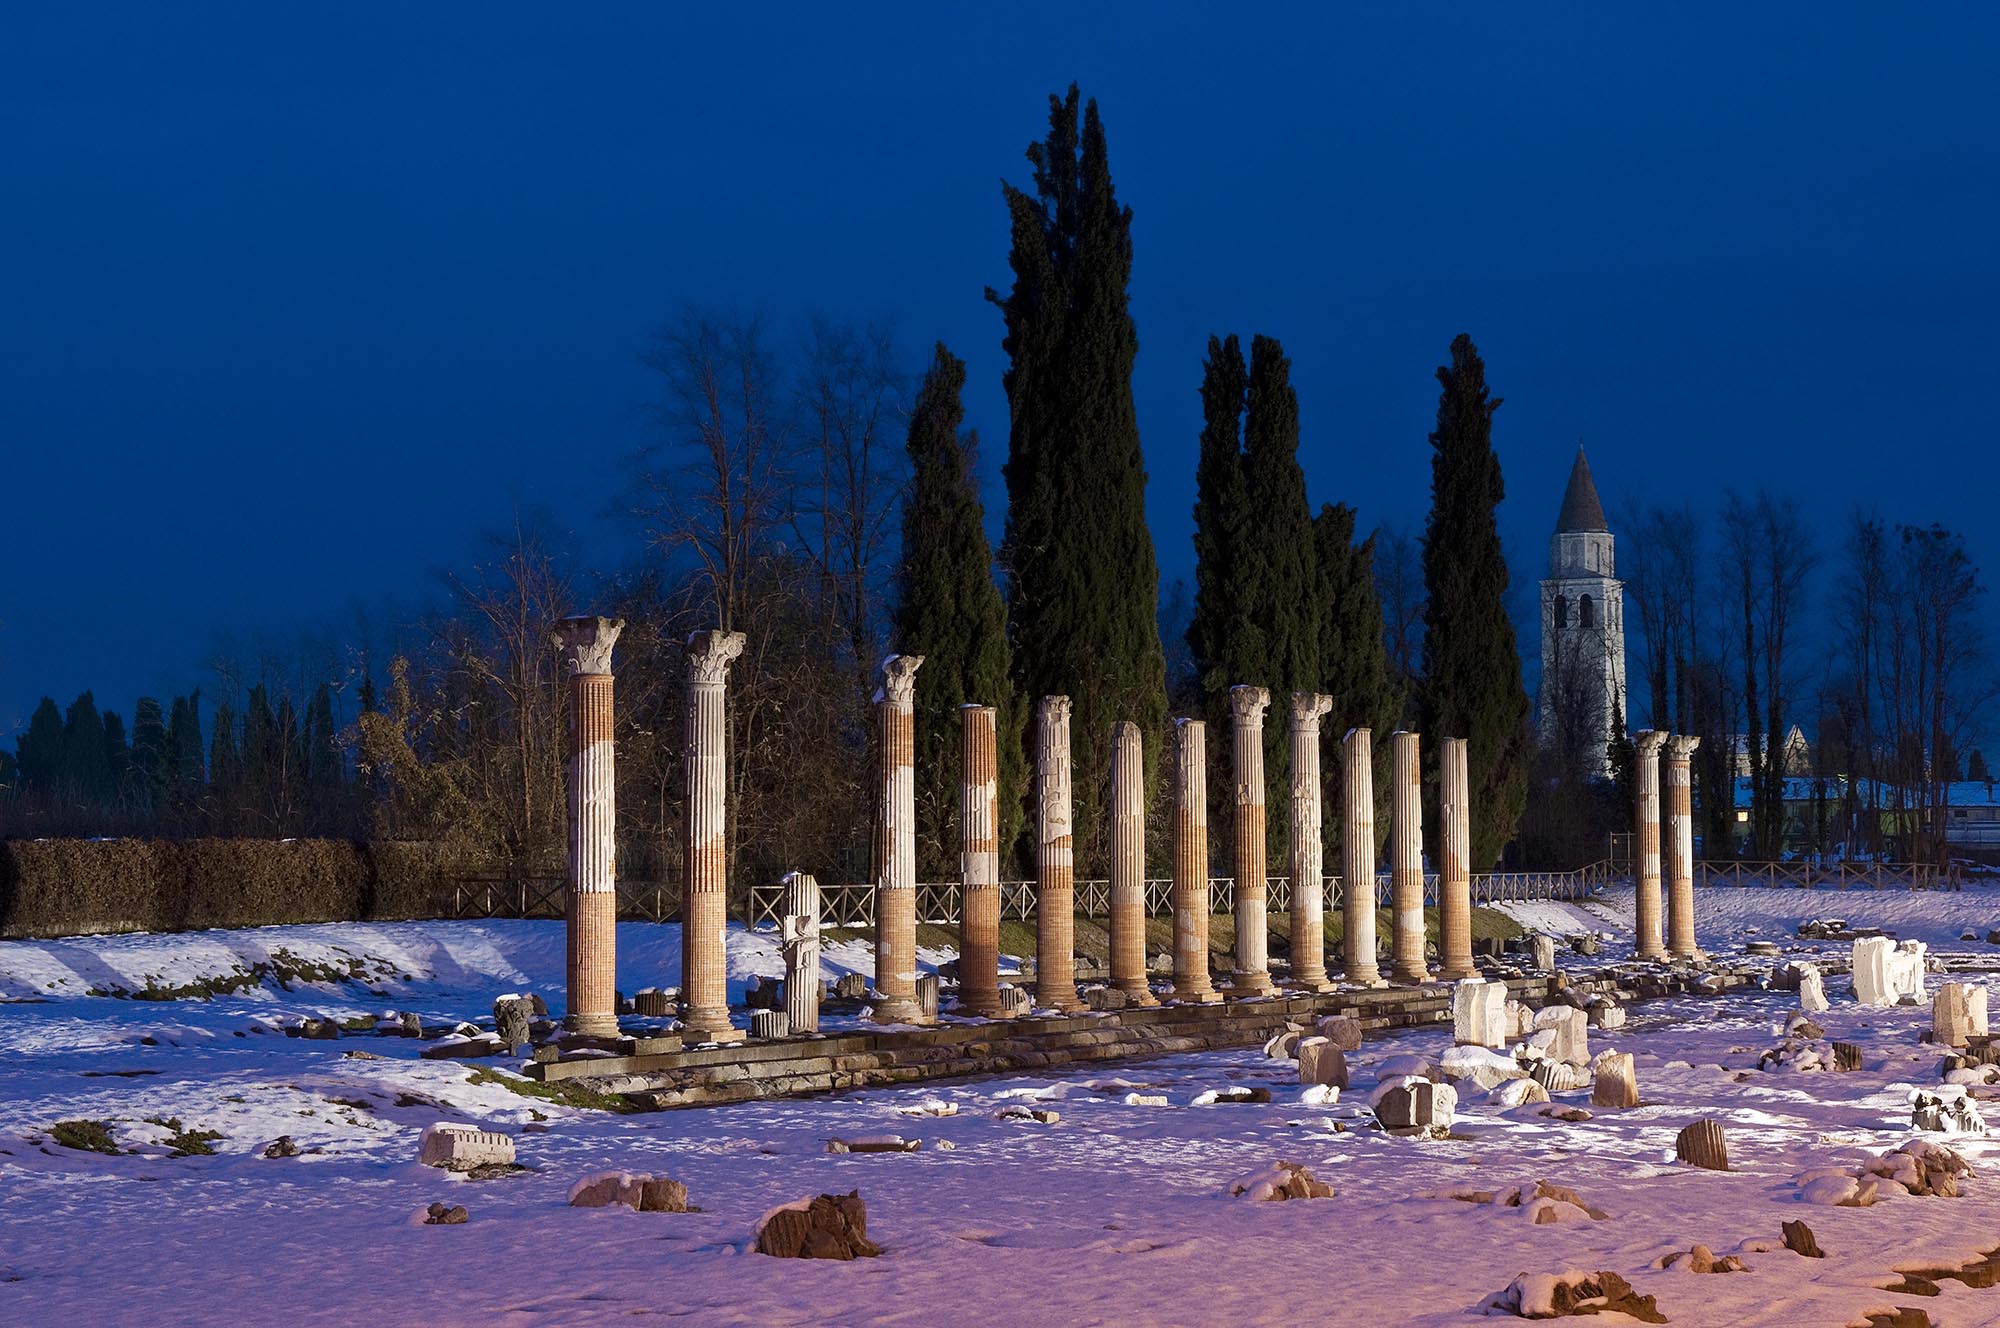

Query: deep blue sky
[5,5,1997,736]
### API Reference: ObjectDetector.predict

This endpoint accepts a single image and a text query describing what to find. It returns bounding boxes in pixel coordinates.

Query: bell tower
[1538,447,1626,774]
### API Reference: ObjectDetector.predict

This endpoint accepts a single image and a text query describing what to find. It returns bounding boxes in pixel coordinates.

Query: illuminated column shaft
[1109,721,1156,1004]
[1634,731,1669,960]
[557,615,623,1037]
[1230,685,1274,996]
[958,704,1004,1017]
[1390,730,1430,983]
[1171,718,1220,1002]
[1666,734,1702,959]
[1033,696,1083,1012]
[873,655,926,1024]
[681,629,746,1041]
[1287,693,1335,991]
[1437,736,1475,980]
[1342,727,1382,984]
[780,871,822,1034]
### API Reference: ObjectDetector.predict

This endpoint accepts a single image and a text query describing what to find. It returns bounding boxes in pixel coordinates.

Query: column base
[1391,967,1434,985]
[872,996,929,1025]
[1287,977,1337,994]
[1342,975,1389,990]
[680,1008,743,1043]
[1229,970,1277,997]
[1633,947,1669,962]
[1115,984,1161,1006]
[1170,988,1224,1004]
[1435,964,1477,981]
[563,1012,621,1038]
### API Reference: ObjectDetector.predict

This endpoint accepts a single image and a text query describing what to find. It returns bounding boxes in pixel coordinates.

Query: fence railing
[437,857,1949,926]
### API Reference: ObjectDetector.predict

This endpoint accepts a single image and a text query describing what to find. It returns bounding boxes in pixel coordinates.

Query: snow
[6,892,2000,1324]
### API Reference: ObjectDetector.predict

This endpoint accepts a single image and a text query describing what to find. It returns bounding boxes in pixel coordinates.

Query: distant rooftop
[1556,447,1608,533]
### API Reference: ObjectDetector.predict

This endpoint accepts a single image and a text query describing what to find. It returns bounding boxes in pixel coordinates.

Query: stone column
[1033,695,1083,1012]
[1341,727,1382,985]
[1109,720,1156,1004]
[1665,734,1701,960]
[1633,731,1669,961]
[958,704,1004,1017]
[681,629,745,1043]
[1171,718,1221,1003]
[1229,686,1275,997]
[1287,693,1335,991]
[556,615,623,1037]
[780,871,822,1034]
[872,655,926,1024]
[1389,730,1430,984]
[1437,736,1475,980]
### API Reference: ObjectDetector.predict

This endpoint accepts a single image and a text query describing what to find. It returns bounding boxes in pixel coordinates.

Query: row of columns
[1632,730,1703,961]
[555,620,1708,1039]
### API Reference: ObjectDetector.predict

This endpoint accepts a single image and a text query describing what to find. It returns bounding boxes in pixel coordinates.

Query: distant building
[1942,780,2000,852]
[1722,726,1813,778]
[1537,448,1626,776]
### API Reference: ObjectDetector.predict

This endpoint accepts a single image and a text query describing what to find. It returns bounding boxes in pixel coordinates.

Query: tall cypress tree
[61,692,112,805]
[990,84,1167,869]
[1416,334,1531,868]
[1313,503,1402,858]
[17,698,64,789]
[131,697,168,817]
[895,342,1024,878]
[167,691,204,808]
[1187,334,1251,699]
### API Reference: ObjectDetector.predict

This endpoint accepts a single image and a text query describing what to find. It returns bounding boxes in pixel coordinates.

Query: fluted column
[958,703,1004,1017]
[1171,718,1221,1002]
[1109,720,1156,1004]
[1437,736,1474,979]
[1633,731,1669,960]
[872,655,926,1024]
[1229,686,1275,996]
[1034,695,1083,1012]
[681,629,745,1042]
[1287,693,1335,991]
[1389,730,1430,984]
[1666,734,1701,959]
[1341,726,1382,985]
[556,615,623,1037]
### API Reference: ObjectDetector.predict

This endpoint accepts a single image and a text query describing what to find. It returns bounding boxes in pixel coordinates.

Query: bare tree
[1721,491,1816,859]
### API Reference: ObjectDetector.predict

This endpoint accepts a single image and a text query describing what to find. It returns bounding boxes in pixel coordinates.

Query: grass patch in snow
[144,1116,223,1157]
[47,1120,123,1154]
[465,1066,638,1113]
[84,947,401,1001]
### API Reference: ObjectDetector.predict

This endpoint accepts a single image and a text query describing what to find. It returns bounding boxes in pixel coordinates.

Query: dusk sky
[6,5,1997,735]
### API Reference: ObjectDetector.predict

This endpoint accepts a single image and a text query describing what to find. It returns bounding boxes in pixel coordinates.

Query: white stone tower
[1538,448,1626,774]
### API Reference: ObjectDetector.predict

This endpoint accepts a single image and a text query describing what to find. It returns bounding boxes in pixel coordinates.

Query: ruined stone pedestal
[781,871,822,1034]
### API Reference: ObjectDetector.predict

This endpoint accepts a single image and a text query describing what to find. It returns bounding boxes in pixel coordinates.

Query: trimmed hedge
[0,838,475,939]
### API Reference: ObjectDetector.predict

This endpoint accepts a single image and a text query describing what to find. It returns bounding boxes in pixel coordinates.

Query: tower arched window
[1579,594,1595,628]
[1553,595,1568,628]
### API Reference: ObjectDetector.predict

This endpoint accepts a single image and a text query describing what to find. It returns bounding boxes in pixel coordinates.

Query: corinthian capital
[553,616,624,676]
[1666,734,1701,761]
[1229,684,1271,726]
[1289,692,1334,731]
[1634,730,1668,759]
[686,629,746,687]
[877,654,924,708]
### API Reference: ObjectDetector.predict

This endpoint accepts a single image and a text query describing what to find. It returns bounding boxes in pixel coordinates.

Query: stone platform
[526,965,1757,1110]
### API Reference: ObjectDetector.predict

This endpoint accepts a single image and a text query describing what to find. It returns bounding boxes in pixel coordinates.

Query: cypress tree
[132,697,168,816]
[17,697,64,789]
[989,84,1167,869]
[894,342,1023,878]
[102,710,131,811]
[1313,503,1402,857]
[1187,334,1251,699]
[305,682,343,824]
[167,691,205,806]
[1416,334,1531,868]
[209,699,240,827]
[61,692,112,805]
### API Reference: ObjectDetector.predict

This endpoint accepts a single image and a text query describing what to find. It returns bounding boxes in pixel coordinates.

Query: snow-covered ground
[6,890,2000,1326]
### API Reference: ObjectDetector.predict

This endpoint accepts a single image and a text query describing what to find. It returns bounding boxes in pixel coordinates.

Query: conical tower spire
[1556,446,1607,533]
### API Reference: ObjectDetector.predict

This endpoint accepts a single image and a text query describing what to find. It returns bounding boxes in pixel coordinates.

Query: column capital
[1635,729,1669,759]
[1289,692,1334,731]
[877,653,924,708]
[1666,733,1702,761]
[553,616,624,676]
[1038,694,1072,726]
[686,629,746,686]
[1228,684,1271,724]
